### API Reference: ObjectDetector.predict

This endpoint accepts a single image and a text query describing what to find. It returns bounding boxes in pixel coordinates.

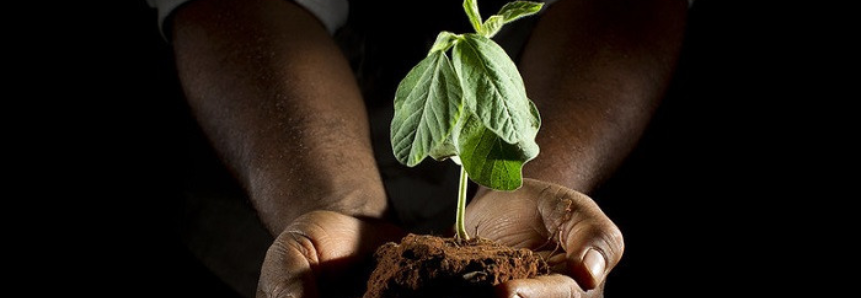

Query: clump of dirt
[364,233,549,298]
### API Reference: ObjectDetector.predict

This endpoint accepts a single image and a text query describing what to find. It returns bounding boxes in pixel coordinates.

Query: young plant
[391,0,544,241]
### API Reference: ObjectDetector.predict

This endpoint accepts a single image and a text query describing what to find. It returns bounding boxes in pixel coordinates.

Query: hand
[464,179,624,298]
[256,211,402,298]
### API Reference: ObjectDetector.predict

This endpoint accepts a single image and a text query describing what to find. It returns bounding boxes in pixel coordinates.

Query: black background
[29,0,846,297]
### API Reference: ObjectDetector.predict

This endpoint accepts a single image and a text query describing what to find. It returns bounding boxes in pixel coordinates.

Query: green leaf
[455,112,538,191]
[452,34,537,144]
[428,136,457,161]
[429,31,462,55]
[496,1,544,24]
[391,51,464,167]
[463,0,483,34]
[528,98,541,130]
[481,15,504,38]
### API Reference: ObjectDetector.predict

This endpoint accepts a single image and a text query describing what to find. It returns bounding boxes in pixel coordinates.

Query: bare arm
[467,1,688,295]
[521,0,688,193]
[171,0,386,235]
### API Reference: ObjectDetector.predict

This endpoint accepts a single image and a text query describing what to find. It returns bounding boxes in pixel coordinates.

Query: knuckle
[280,230,321,264]
[257,283,283,298]
[603,223,624,260]
[584,217,624,265]
[256,270,288,298]
[579,221,624,262]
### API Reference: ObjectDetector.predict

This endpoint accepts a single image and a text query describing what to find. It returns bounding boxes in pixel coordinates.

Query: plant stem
[456,165,470,241]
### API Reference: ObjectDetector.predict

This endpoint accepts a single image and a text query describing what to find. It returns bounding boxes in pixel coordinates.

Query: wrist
[470,178,590,204]
[314,186,389,219]
[248,176,389,235]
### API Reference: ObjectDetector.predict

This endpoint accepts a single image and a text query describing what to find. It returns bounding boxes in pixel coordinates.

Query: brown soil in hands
[364,233,549,298]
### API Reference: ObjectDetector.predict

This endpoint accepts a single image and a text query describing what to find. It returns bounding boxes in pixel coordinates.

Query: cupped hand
[464,179,624,298]
[256,211,402,298]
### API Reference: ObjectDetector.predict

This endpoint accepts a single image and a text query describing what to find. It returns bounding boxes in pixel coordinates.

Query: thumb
[530,179,624,290]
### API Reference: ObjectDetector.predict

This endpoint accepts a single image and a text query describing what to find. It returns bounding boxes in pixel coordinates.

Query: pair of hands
[257,179,624,298]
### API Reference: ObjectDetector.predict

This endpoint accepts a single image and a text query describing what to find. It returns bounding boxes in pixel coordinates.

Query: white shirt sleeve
[293,0,348,34]
[148,0,690,37]
[146,0,190,36]
[147,0,348,36]
[543,0,693,10]
[547,0,694,7]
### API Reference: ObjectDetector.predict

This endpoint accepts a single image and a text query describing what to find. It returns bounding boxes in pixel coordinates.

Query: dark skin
[171,0,686,297]
[471,1,686,295]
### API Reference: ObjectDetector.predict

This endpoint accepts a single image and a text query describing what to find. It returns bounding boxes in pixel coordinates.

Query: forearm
[520,0,687,193]
[171,0,386,234]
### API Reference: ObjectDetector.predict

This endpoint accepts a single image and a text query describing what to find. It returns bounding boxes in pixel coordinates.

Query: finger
[288,211,402,276]
[530,179,624,290]
[559,193,624,290]
[495,274,584,298]
[257,230,319,298]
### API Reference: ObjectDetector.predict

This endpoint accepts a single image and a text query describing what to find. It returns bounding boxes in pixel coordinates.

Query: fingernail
[583,248,606,286]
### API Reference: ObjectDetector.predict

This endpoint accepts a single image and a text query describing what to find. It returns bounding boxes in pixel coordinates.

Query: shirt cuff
[147,0,348,38]
[294,0,348,34]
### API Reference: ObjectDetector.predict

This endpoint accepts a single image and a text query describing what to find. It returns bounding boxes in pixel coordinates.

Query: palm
[465,179,582,268]
[464,179,624,297]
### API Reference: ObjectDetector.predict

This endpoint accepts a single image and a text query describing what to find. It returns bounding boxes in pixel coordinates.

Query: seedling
[391,0,544,240]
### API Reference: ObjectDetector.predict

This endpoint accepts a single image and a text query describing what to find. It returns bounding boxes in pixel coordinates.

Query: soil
[364,233,549,298]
